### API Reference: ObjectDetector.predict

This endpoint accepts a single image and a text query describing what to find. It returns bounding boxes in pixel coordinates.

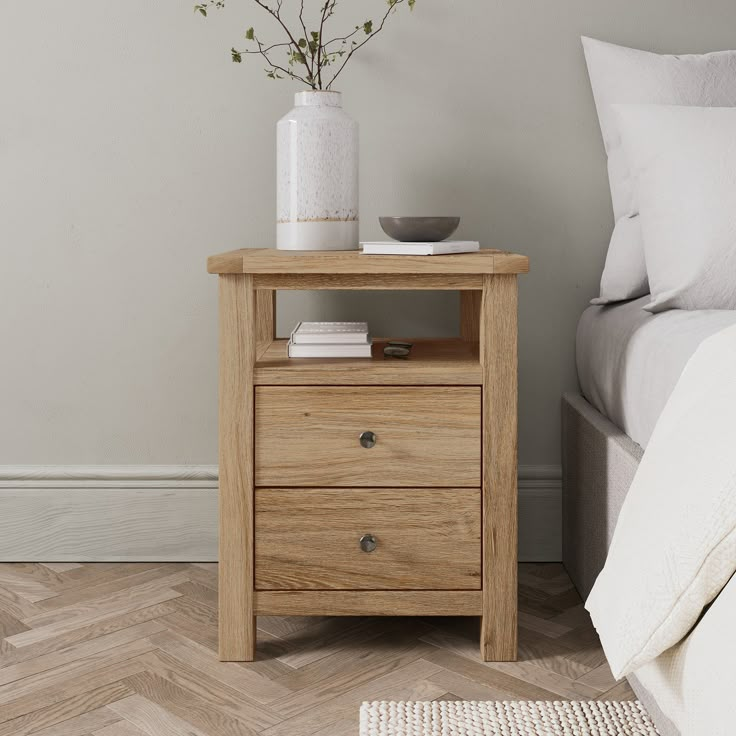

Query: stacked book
[361,240,480,256]
[288,321,372,358]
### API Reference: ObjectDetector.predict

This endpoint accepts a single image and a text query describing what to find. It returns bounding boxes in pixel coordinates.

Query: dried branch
[315,1,331,89]
[251,35,312,85]
[196,0,416,90]
[251,0,315,83]
[326,0,410,89]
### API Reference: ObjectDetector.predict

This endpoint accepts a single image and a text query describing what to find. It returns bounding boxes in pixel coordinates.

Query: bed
[563,301,736,736]
[568,35,736,736]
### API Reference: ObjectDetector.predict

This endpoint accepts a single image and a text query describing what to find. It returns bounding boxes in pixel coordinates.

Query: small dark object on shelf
[384,342,413,359]
[387,340,414,350]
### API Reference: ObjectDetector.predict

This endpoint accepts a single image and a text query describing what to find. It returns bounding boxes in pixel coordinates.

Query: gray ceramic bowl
[379,216,460,242]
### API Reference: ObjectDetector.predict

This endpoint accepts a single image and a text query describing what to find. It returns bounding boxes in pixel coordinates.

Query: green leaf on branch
[245,27,255,40]
[194,4,207,16]
[288,49,307,66]
[363,20,373,34]
[408,0,416,8]
[298,38,307,48]
[231,48,242,62]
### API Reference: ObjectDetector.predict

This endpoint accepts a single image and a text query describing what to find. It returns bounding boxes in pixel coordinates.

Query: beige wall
[2,1,735,467]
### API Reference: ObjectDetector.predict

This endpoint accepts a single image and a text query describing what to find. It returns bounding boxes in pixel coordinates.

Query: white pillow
[582,37,736,303]
[616,104,736,312]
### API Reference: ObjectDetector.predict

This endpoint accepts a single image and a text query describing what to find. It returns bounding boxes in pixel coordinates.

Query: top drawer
[255,386,480,487]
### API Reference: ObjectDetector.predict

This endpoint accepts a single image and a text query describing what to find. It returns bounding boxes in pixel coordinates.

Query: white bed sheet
[633,572,736,736]
[576,297,736,447]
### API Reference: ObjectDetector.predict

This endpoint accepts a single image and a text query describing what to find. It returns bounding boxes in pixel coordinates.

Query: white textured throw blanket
[587,323,736,678]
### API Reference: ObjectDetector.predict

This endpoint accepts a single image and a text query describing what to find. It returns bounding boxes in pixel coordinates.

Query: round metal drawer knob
[359,431,377,449]
[359,534,377,553]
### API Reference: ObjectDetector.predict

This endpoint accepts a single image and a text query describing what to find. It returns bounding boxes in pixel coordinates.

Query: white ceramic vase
[277,91,359,250]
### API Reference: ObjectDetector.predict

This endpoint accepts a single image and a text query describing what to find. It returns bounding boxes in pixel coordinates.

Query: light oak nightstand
[207,248,529,662]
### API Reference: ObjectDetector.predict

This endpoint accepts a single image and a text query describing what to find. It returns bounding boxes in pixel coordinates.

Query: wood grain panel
[256,289,275,359]
[253,274,483,290]
[255,488,481,590]
[480,274,518,661]
[460,291,481,341]
[255,590,482,616]
[255,387,480,487]
[207,248,529,275]
[255,339,481,386]
[217,274,256,661]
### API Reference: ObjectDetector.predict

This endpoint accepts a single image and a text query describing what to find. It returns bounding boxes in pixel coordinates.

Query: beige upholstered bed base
[561,392,643,599]
[561,393,679,736]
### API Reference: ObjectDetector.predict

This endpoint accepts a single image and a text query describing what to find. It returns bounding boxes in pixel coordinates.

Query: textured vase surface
[277,90,359,250]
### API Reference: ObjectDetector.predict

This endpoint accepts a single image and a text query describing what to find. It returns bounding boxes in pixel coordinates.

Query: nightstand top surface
[207,248,529,276]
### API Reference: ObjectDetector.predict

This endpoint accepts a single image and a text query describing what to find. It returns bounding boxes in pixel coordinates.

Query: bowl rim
[378,216,460,220]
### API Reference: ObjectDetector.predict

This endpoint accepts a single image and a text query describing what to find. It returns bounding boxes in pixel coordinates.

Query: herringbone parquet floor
[0,562,633,735]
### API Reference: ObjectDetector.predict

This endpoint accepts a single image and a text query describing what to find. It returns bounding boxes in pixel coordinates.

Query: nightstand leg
[218,274,256,661]
[480,274,518,661]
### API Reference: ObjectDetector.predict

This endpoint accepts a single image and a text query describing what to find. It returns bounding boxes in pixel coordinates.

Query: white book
[290,321,369,344]
[287,340,373,358]
[360,241,480,256]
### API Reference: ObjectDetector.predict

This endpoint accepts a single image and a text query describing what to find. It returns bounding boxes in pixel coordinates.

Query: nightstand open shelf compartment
[255,338,481,385]
[208,248,529,663]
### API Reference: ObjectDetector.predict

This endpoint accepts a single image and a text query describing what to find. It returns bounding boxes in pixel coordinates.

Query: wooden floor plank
[274,636,434,719]
[107,694,213,736]
[0,680,134,736]
[148,629,292,705]
[39,562,84,574]
[133,649,280,730]
[598,678,638,701]
[93,720,151,735]
[20,572,189,628]
[0,640,155,711]
[0,607,29,640]
[0,602,174,667]
[16,705,120,736]
[0,619,165,686]
[8,583,183,648]
[0,562,635,733]
[124,670,265,736]
[35,564,185,612]
[262,659,444,736]
[0,566,59,602]
[0,584,42,620]
[427,667,522,701]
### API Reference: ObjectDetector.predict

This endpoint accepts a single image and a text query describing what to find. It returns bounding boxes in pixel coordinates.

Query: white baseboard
[0,465,561,562]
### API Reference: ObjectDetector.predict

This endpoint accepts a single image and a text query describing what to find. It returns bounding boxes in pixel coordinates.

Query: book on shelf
[287,342,373,358]
[287,321,372,358]
[360,241,480,256]
[290,321,369,344]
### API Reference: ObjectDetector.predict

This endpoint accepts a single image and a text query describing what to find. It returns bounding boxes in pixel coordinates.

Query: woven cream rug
[360,700,660,735]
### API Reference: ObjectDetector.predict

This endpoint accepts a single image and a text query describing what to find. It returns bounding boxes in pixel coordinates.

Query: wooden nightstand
[207,248,529,662]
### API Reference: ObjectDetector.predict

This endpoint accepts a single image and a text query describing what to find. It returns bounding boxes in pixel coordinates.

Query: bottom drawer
[255,488,481,590]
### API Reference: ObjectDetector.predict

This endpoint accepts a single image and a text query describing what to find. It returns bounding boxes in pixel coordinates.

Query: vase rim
[294,89,342,107]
